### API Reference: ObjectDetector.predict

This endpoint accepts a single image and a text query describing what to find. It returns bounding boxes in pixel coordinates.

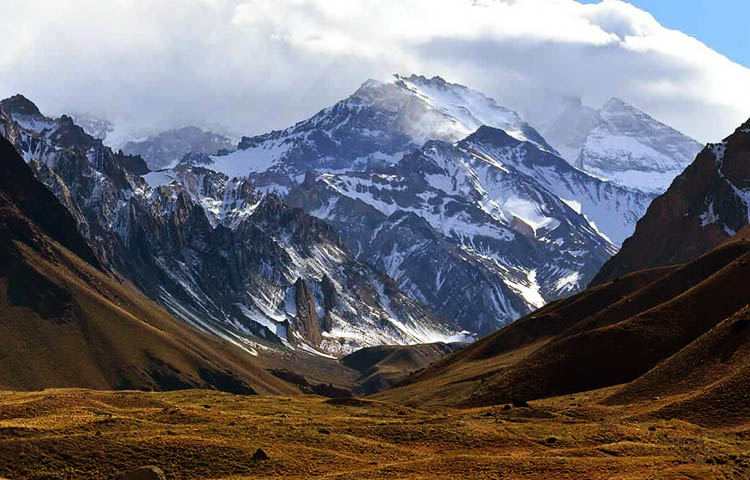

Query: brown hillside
[0,137,295,394]
[341,342,463,394]
[606,306,750,427]
[377,232,750,416]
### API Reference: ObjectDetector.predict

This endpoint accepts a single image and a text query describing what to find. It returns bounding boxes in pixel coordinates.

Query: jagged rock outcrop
[292,277,322,345]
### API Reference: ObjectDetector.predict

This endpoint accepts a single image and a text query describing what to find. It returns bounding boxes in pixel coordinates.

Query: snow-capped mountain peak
[386,74,554,151]
[576,97,704,193]
[188,73,553,183]
[525,93,703,194]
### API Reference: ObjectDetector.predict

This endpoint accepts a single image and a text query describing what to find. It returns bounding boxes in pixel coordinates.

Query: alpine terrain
[529,95,703,193]
[169,74,653,332]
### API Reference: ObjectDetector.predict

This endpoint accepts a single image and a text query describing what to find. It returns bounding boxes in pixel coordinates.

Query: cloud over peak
[1,0,748,143]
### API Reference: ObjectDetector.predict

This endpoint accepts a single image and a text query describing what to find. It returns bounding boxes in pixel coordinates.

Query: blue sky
[579,0,750,67]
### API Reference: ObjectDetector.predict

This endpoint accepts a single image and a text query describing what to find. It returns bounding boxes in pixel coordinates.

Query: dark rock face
[321,274,336,332]
[593,118,750,285]
[0,94,41,116]
[123,126,234,170]
[0,137,98,267]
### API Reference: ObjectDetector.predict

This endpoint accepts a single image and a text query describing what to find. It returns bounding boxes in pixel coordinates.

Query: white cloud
[1,0,748,143]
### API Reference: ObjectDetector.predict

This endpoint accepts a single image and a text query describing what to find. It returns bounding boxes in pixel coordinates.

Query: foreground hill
[376,228,750,429]
[0,136,294,394]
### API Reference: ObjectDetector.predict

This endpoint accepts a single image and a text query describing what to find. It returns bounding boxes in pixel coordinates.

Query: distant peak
[601,97,631,111]
[0,94,42,117]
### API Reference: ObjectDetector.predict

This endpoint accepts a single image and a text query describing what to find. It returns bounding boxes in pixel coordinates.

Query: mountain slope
[123,126,234,170]
[0,136,294,394]
[593,117,750,285]
[605,302,750,428]
[376,230,750,426]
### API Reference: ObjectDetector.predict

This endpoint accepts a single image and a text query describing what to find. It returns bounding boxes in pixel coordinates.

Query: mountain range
[0,93,464,359]
[0,74,706,360]
[170,74,655,331]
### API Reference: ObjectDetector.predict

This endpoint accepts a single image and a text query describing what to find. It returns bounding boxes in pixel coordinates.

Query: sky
[578,0,750,68]
[1,0,749,145]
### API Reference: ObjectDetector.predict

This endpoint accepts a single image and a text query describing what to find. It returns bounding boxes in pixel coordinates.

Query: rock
[117,466,166,480]
[512,398,529,408]
[293,278,322,345]
[546,437,558,444]
[318,428,331,435]
[252,448,269,461]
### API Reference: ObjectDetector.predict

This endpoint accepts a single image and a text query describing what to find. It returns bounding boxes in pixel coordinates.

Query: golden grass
[0,388,747,479]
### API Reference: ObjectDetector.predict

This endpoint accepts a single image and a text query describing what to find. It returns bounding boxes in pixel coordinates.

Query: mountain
[163,75,651,332]
[522,95,601,163]
[340,342,464,395]
[533,96,703,194]
[0,94,461,358]
[593,117,750,285]
[69,112,115,141]
[187,74,555,189]
[576,98,704,193]
[0,135,295,394]
[376,228,750,428]
[286,126,632,333]
[123,126,235,170]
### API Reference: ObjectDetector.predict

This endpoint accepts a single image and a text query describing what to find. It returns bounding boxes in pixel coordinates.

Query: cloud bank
[1,0,748,143]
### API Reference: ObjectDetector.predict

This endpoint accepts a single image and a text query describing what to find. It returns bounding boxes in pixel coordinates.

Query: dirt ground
[0,387,747,479]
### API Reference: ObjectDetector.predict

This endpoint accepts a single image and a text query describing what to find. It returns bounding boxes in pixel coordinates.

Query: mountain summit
[576,97,703,192]
[532,95,703,193]
[189,74,554,183]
